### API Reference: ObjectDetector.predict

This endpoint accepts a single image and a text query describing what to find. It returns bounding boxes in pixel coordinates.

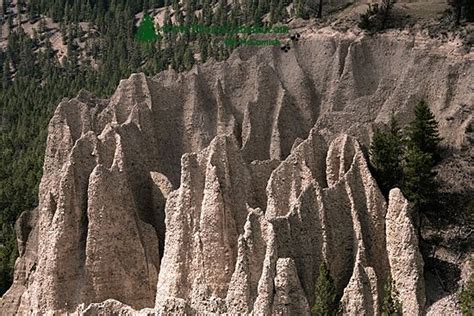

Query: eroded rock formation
[1,27,471,315]
[386,189,426,316]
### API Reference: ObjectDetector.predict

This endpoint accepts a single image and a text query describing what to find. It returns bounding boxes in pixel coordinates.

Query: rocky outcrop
[341,264,379,315]
[386,189,426,315]
[151,132,411,315]
[0,208,38,314]
[155,135,252,314]
[272,258,311,315]
[1,27,471,315]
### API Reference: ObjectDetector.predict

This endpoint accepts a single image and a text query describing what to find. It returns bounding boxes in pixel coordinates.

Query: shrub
[359,0,395,32]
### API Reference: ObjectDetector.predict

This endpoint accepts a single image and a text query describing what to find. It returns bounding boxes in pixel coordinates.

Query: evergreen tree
[230,0,243,26]
[0,223,17,294]
[172,0,179,11]
[359,0,394,32]
[2,57,10,89]
[199,34,209,62]
[401,100,441,228]
[215,0,228,26]
[318,0,323,18]
[2,0,7,16]
[405,100,442,164]
[381,275,402,316]
[183,46,195,70]
[450,0,474,24]
[64,3,70,23]
[293,0,302,18]
[7,13,12,29]
[402,146,437,211]
[278,0,289,22]
[459,271,474,315]
[184,0,196,25]
[38,17,47,34]
[269,0,279,24]
[202,0,212,25]
[370,113,403,196]
[136,14,159,43]
[176,5,185,24]
[253,4,263,26]
[312,263,338,316]
[143,0,150,12]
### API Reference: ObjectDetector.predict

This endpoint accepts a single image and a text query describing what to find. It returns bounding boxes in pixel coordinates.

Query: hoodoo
[1,26,472,315]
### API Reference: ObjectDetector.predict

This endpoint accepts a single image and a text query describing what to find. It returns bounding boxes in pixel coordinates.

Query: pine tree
[136,14,159,43]
[2,57,10,89]
[467,0,474,22]
[293,0,302,18]
[7,13,13,29]
[459,270,474,315]
[176,5,185,24]
[172,0,179,11]
[143,0,150,12]
[269,0,278,24]
[38,17,47,35]
[402,145,437,210]
[370,113,403,196]
[451,0,464,25]
[230,0,242,26]
[199,34,209,62]
[64,3,70,23]
[401,100,441,228]
[317,0,323,18]
[312,263,338,316]
[406,100,442,164]
[202,0,212,25]
[0,223,17,294]
[381,275,402,316]
[253,1,264,26]
[183,47,195,70]
[184,0,196,25]
[2,0,7,16]
[279,0,289,22]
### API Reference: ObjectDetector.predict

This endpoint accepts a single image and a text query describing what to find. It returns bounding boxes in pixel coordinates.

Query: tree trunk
[455,1,462,25]
[318,0,323,18]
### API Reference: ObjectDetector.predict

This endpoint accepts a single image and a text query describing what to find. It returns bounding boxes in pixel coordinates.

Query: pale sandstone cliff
[1,27,472,315]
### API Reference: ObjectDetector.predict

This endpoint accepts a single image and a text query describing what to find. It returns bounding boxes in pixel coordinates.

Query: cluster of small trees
[292,0,321,19]
[359,0,474,30]
[359,0,394,32]
[311,263,401,315]
[449,0,474,24]
[370,101,441,220]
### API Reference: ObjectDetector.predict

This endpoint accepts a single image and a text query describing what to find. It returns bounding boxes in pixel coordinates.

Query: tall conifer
[312,263,338,316]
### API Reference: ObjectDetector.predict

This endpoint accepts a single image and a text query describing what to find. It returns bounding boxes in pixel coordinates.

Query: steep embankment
[1,27,472,315]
